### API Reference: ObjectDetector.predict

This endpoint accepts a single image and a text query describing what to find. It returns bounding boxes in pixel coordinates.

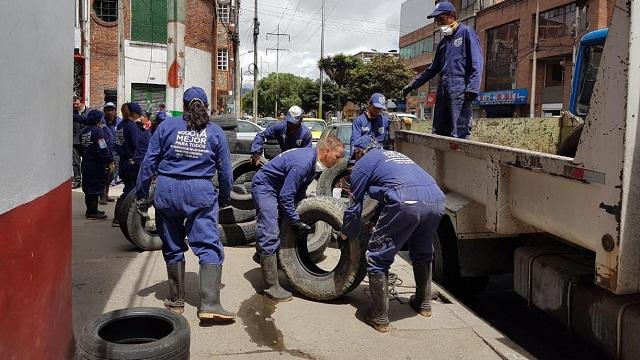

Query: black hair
[185,100,209,132]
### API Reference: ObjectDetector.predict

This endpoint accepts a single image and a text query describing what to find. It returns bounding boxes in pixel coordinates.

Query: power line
[266,25,290,116]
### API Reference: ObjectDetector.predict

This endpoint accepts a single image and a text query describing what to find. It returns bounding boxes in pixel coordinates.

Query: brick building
[74,0,237,113]
[399,0,614,118]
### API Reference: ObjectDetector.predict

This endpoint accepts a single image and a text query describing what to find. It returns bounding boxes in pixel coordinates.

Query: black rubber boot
[112,196,123,226]
[85,195,107,219]
[367,272,390,332]
[260,254,292,302]
[198,264,235,321]
[165,262,186,314]
[410,262,433,317]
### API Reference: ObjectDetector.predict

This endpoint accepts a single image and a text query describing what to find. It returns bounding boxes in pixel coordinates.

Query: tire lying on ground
[263,139,281,159]
[278,196,367,301]
[78,307,190,360]
[219,219,256,247]
[218,205,255,225]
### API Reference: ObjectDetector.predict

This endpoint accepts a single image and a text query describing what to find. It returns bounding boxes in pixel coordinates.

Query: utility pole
[252,0,259,120]
[233,0,241,116]
[117,0,125,111]
[530,1,539,118]
[166,0,185,116]
[318,0,325,119]
[266,25,290,117]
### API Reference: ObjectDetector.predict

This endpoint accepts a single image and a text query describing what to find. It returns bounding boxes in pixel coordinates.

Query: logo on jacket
[454,37,463,47]
[296,139,302,146]
[378,127,384,134]
[362,126,370,132]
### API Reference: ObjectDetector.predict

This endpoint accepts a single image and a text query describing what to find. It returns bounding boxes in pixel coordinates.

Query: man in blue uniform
[249,105,312,166]
[73,96,90,189]
[252,135,345,301]
[112,102,145,226]
[80,110,114,219]
[100,102,121,204]
[350,93,390,150]
[339,136,446,332]
[136,87,235,321]
[402,2,483,139]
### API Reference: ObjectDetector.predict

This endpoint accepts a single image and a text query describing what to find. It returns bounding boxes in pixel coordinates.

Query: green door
[131,83,166,114]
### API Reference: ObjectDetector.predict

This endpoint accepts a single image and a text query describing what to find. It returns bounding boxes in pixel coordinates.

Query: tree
[318,54,362,111]
[346,55,413,107]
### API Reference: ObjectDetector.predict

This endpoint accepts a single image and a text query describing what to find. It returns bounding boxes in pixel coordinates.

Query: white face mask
[315,160,327,172]
[441,25,454,36]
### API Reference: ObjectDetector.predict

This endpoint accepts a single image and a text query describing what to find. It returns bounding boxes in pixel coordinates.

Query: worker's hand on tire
[219,197,231,209]
[402,85,413,98]
[464,92,478,101]
[136,198,151,221]
[292,221,312,238]
[250,153,262,167]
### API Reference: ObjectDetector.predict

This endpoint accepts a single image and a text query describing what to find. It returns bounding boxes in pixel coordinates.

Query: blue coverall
[252,148,318,256]
[136,116,233,265]
[80,125,114,195]
[408,23,483,139]
[115,119,145,195]
[103,116,121,182]
[350,112,390,150]
[342,149,446,274]
[250,120,312,154]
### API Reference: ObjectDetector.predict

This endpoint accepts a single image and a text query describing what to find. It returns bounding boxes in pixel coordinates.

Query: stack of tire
[211,114,238,153]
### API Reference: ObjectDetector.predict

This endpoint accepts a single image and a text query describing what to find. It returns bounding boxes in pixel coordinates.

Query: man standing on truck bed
[339,136,445,333]
[402,1,483,139]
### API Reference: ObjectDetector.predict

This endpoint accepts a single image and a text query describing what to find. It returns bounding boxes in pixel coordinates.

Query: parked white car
[235,120,264,154]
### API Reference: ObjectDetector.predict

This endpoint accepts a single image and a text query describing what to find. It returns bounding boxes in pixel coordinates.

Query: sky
[238,0,407,87]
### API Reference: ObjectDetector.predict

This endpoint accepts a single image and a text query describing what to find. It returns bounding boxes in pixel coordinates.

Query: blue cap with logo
[352,135,382,152]
[183,87,209,107]
[427,2,456,18]
[127,102,143,115]
[87,109,105,123]
[368,93,387,110]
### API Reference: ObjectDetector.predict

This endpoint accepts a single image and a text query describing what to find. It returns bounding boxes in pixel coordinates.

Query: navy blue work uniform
[342,149,445,274]
[115,119,145,194]
[104,116,121,182]
[250,120,312,154]
[136,116,233,265]
[252,148,318,256]
[408,23,483,139]
[80,126,114,195]
[350,112,390,149]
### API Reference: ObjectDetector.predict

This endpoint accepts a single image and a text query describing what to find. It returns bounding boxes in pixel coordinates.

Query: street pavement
[72,186,534,360]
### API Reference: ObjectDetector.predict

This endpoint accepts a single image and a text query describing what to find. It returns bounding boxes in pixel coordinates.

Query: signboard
[425,93,436,106]
[474,89,529,106]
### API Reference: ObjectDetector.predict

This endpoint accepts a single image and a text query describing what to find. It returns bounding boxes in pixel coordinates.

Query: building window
[545,59,564,87]
[539,3,577,40]
[461,0,477,10]
[93,0,117,23]
[218,4,230,23]
[217,48,229,71]
[131,0,167,44]
[485,21,519,91]
[400,36,434,60]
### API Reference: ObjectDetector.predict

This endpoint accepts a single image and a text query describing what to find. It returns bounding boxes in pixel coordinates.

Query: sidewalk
[72,187,533,360]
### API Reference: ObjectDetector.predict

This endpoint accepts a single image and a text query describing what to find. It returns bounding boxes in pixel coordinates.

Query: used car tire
[278,196,367,301]
[124,190,163,251]
[118,191,136,244]
[78,307,190,360]
[557,124,583,158]
[224,130,238,153]
[263,140,281,160]
[211,114,238,130]
[219,205,255,225]
[220,220,256,247]
[229,155,265,210]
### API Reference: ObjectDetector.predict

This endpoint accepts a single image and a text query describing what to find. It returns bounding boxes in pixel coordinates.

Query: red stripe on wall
[0,180,73,359]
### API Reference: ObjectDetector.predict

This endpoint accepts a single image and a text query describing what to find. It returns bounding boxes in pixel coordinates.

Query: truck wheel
[78,307,190,360]
[433,217,489,296]
[219,220,256,247]
[278,197,367,301]
[211,115,238,130]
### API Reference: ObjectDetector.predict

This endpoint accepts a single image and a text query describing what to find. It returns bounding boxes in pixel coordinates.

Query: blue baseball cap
[183,87,209,107]
[352,135,381,152]
[368,93,387,109]
[127,102,143,115]
[86,109,105,123]
[428,2,456,18]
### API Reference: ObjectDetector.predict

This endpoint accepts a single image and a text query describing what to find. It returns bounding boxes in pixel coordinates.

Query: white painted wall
[124,41,211,104]
[0,0,73,215]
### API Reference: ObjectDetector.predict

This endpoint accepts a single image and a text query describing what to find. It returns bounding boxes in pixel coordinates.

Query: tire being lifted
[278,196,367,301]
[78,307,190,360]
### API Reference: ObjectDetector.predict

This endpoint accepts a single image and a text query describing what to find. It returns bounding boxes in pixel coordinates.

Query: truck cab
[569,29,608,117]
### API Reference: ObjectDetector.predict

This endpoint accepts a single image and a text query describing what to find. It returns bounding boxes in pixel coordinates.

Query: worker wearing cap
[402,1,483,139]
[339,135,445,333]
[252,136,345,302]
[136,87,235,321]
[80,110,114,219]
[100,102,121,204]
[350,93,390,151]
[112,102,145,226]
[250,105,312,166]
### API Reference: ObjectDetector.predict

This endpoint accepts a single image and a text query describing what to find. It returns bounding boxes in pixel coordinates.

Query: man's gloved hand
[402,85,413,98]
[136,198,151,221]
[219,197,231,209]
[292,221,312,238]
[250,153,262,167]
[464,92,478,101]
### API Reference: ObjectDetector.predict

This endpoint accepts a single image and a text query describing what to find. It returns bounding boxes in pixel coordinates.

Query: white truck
[394,0,640,358]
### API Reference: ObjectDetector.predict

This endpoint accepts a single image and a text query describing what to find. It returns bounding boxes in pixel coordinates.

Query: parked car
[319,122,352,157]
[257,117,278,128]
[303,118,327,145]
[235,120,264,154]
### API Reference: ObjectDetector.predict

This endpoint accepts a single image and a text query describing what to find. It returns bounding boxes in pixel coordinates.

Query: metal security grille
[93,0,118,23]
[74,58,84,99]
[131,83,166,114]
[131,0,167,43]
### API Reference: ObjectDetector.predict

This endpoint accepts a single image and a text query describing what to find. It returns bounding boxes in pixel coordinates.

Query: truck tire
[278,197,367,301]
[220,220,256,247]
[229,156,265,210]
[218,205,255,225]
[263,140,281,159]
[78,307,190,360]
[224,130,238,153]
[210,115,238,130]
[118,191,135,244]
[557,124,584,158]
